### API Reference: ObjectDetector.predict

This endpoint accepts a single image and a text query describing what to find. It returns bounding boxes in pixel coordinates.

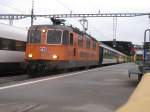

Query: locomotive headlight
[52,54,58,59]
[28,53,33,58]
[42,29,46,33]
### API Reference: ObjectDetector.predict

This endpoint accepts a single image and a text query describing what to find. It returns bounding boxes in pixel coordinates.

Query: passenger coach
[99,43,128,64]
[0,23,27,73]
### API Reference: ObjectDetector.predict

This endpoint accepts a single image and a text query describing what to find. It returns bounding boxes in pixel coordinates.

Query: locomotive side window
[86,36,90,49]
[93,41,97,50]
[47,30,62,44]
[28,30,41,43]
[78,35,83,48]
[69,33,73,46]
[62,30,69,45]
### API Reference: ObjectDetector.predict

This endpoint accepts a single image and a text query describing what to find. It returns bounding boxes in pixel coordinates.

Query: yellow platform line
[116,73,150,112]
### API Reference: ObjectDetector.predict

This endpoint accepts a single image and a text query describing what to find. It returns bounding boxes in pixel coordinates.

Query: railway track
[0,63,120,85]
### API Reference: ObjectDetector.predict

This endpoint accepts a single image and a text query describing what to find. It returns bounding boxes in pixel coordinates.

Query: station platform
[0,63,138,112]
[117,73,150,112]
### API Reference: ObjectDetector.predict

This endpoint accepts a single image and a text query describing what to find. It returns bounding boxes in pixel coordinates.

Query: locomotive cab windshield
[28,30,41,43]
[47,30,62,44]
[27,28,65,45]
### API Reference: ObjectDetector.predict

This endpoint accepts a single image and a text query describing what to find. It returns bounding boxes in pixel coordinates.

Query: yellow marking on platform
[117,73,150,112]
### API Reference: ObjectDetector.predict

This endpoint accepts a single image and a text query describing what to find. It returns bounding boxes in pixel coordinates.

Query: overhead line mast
[31,0,34,26]
[113,17,117,47]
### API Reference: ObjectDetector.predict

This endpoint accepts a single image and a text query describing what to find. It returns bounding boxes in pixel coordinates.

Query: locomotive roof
[29,25,73,31]
[29,24,98,41]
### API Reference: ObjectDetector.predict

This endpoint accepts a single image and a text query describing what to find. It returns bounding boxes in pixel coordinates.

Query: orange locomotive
[25,25,99,75]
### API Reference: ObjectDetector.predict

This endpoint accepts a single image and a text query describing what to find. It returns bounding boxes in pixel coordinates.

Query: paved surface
[117,73,150,112]
[0,63,138,112]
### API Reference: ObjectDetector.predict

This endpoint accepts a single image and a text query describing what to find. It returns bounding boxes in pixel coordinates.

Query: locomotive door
[73,47,76,56]
[70,33,76,56]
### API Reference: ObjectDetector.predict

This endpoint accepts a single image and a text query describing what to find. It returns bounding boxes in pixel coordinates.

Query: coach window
[1,38,10,50]
[69,33,73,46]
[15,41,26,51]
[62,30,69,45]
[86,37,90,49]
[0,38,15,50]
[9,40,15,50]
[78,35,83,48]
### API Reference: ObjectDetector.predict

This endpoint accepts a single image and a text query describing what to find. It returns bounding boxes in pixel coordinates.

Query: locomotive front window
[28,30,41,43]
[47,30,62,44]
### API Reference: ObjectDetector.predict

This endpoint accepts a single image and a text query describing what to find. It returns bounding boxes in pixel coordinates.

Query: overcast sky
[0,0,150,45]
